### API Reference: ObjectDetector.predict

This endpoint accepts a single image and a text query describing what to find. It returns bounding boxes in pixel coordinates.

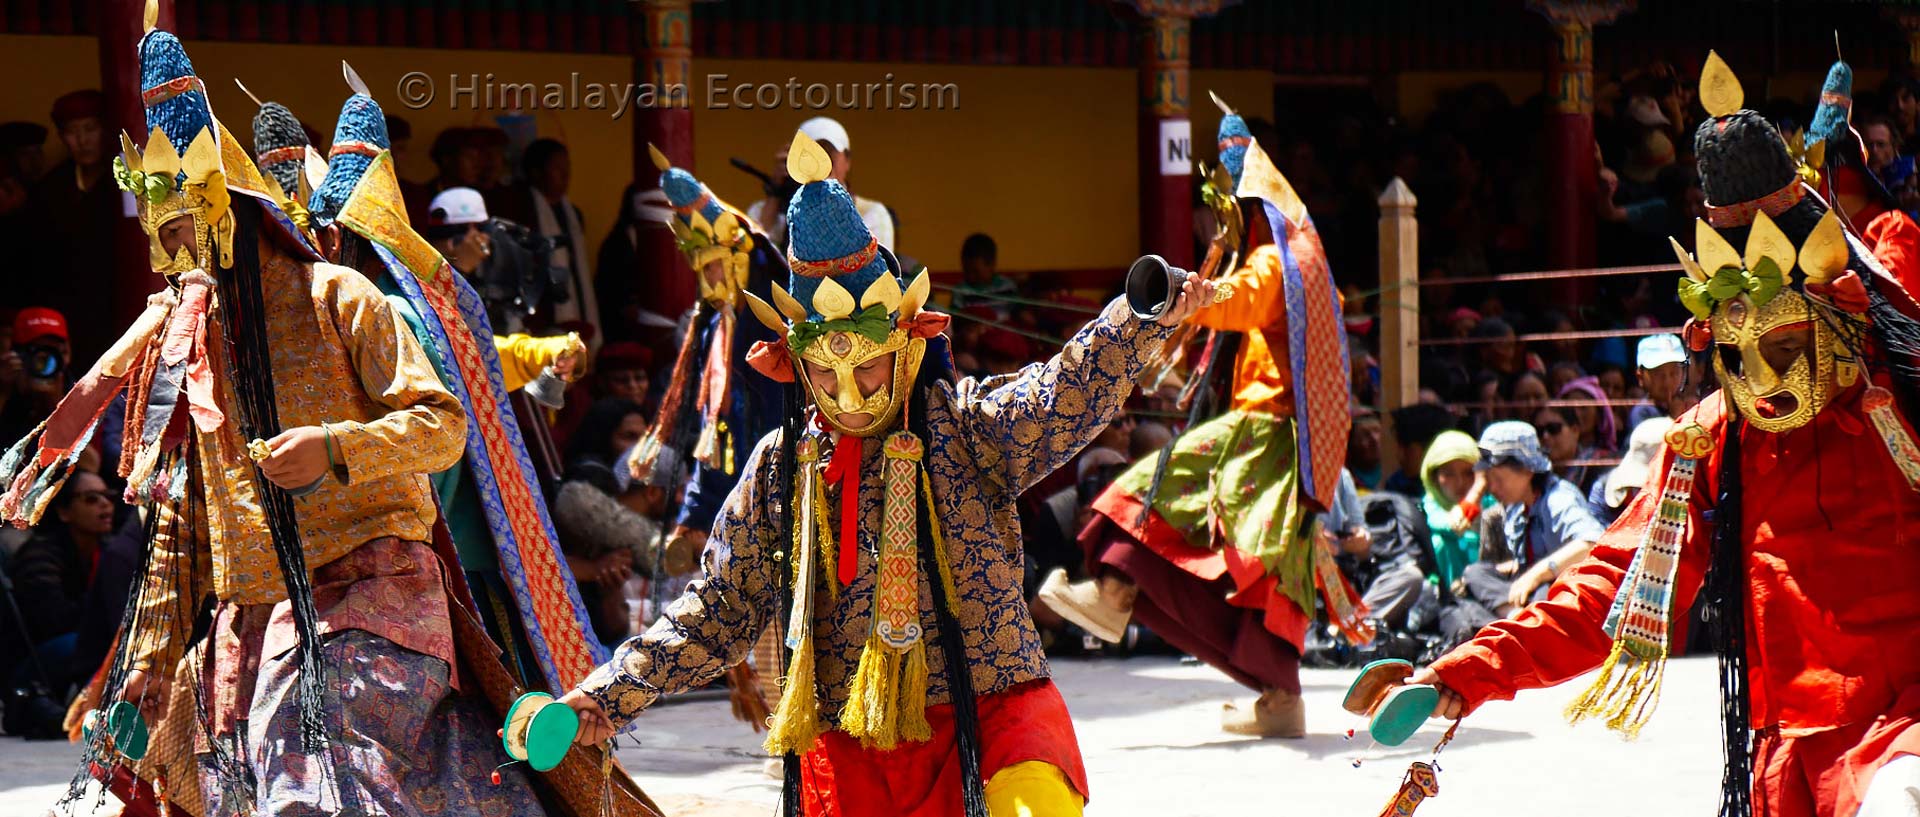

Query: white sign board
[1160,119,1192,176]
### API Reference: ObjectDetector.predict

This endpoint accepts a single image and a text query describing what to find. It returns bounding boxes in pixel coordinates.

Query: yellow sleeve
[492,332,585,392]
[321,269,468,482]
[1190,244,1286,333]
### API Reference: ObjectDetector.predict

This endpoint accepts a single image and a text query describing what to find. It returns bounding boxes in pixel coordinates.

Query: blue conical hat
[139,30,213,156]
[1807,59,1853,151]
[648,144,730,226]
[310,63,389,226]
[1213,92,1251,185]
[783,134,894,323]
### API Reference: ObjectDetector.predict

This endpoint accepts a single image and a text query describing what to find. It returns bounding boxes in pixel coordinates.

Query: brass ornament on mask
[1671,210,1860,433]
[745,259,938,438]
[116,125,236,283]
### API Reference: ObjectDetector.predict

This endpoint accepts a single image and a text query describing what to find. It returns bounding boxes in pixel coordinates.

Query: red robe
[1428,387,1920,817]
[1865,209,1920,297]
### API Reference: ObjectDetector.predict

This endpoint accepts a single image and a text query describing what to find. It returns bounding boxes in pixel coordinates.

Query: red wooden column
[632,0,696,318]
[1529,0,1633,302]
[100,0,170,328]
[1121,1,1235,274]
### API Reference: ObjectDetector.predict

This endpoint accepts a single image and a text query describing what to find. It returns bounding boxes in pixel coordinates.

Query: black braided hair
[1703,417,1751,817]
[772,379,807,817]
[907,373,989,817]
[215,200,330,754]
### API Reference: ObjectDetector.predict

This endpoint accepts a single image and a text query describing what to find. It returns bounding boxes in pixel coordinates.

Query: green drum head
[525,703,579,772]
[503,692,555,761]
[1342,659,1414,715]
[106,701,150,761]
[1369,684,1438,747]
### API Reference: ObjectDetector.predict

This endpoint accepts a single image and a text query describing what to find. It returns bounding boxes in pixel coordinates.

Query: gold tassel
[765,442,825,757]
[920,472,961,615]
[764,589,824,756]
[1563,641,1666,741]
[840,635,902,749]
[898,640,932,743]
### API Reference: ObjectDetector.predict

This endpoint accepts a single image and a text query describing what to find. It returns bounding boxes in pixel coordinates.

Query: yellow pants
[985,761,1084,817]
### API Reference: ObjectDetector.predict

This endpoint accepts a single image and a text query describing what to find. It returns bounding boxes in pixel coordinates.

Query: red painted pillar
[100,0,169,329]
[632,0,696,319]
[1138,12,1194,272]
[1529,0,1634,301]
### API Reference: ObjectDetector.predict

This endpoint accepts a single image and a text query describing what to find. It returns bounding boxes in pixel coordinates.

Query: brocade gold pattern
[581,299,1173,727]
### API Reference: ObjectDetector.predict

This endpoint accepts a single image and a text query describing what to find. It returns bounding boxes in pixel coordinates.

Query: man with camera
[0,307,71,452]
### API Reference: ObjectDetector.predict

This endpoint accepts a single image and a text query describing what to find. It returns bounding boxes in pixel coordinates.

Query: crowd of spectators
[5,54,1914,734]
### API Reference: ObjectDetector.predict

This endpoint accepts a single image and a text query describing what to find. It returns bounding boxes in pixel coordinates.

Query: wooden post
[1377,177,1419,475]
[632,0,696,318]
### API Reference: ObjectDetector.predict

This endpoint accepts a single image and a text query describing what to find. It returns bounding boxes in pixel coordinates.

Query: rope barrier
[932,283,1106,316]
[943,308,1070,349]
[1420,326,1685,347]
[1412,263,1684,288]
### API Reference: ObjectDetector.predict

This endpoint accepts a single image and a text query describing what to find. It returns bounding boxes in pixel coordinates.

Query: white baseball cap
[428,187,489,227]
[1607,417,1674,509]
[799,116,850,153]
[1636,333,1687,369]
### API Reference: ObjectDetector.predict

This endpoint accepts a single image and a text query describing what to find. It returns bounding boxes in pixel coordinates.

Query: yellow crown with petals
[115,125,235,276]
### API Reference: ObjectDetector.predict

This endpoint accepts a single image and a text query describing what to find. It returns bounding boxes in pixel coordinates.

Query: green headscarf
[1420,430,1480,508]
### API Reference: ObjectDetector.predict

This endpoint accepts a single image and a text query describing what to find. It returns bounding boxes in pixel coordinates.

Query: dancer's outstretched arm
[1417,404,1724,716]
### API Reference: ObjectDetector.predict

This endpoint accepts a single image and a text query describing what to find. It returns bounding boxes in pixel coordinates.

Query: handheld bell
[1341,658,1438,748]
[1125,254,1192,322]
[501,691,580,773]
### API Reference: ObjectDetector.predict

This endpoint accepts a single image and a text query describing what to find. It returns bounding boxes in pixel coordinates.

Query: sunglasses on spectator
[1537,421,1567,436]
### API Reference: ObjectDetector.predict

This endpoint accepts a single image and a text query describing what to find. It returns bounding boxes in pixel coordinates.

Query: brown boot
[1221,688,1306,738]
[1036,568,1131,644]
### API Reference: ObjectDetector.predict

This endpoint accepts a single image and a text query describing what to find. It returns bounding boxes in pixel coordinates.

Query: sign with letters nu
[1160,119,1192,176]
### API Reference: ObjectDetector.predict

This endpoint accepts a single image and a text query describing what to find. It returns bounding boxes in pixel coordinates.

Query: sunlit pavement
[3,655,1721,816]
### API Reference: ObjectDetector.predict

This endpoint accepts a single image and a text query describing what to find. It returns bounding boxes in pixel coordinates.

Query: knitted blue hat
[1807,60,1852,151]
[659,166,726,225]
[785,179,894,322]
[138,30,213,157]
[309,87,388,226]
[784,141,895,323]
[1804,60,1850,151]
[1218,112,1251,184]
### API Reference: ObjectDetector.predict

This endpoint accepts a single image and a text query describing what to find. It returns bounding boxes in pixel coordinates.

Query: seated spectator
[1589,416,1673,526]
[1417,430,1488,597]
[1128,421,1173,460]
[949,232,1016,320]
[1076,416,1134,483]
[1627,333,1692,429]
[1332,490,1434,633]
[1348,408,1385,492]
[553,398,662,647]
[1536,311,1581,369]
[1557,374,1619,454]
[551,340,653,451]
[1501,370,1550,421]
[1533,404,1605,494]
[1,307,72,450]
[1545,361,1585,400]
[1453,421,1604,623]
[976,327,1032,376]
[1593,362,1633,443]
[1,471,139,697]
[1470,317,1542,383]
[1382,403,1457,500]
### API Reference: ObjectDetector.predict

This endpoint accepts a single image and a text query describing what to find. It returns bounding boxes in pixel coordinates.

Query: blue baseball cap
[1476,420,1552,474]
[1636,334,1687,369]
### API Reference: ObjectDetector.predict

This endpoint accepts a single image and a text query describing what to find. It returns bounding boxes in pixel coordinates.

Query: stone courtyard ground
[0,655,1722,816]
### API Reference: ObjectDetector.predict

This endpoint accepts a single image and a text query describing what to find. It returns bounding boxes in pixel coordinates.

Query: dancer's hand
[121,668,170,723]
[257,426,330,489]
[1407,668,1465,720]
[559,689,616,746]
[1154,277,1218,327]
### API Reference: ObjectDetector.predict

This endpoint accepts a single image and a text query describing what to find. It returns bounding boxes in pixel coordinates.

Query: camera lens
[21,346,59,379]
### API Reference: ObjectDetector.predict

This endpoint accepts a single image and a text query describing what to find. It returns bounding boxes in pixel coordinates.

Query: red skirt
[798,679,1088,817]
